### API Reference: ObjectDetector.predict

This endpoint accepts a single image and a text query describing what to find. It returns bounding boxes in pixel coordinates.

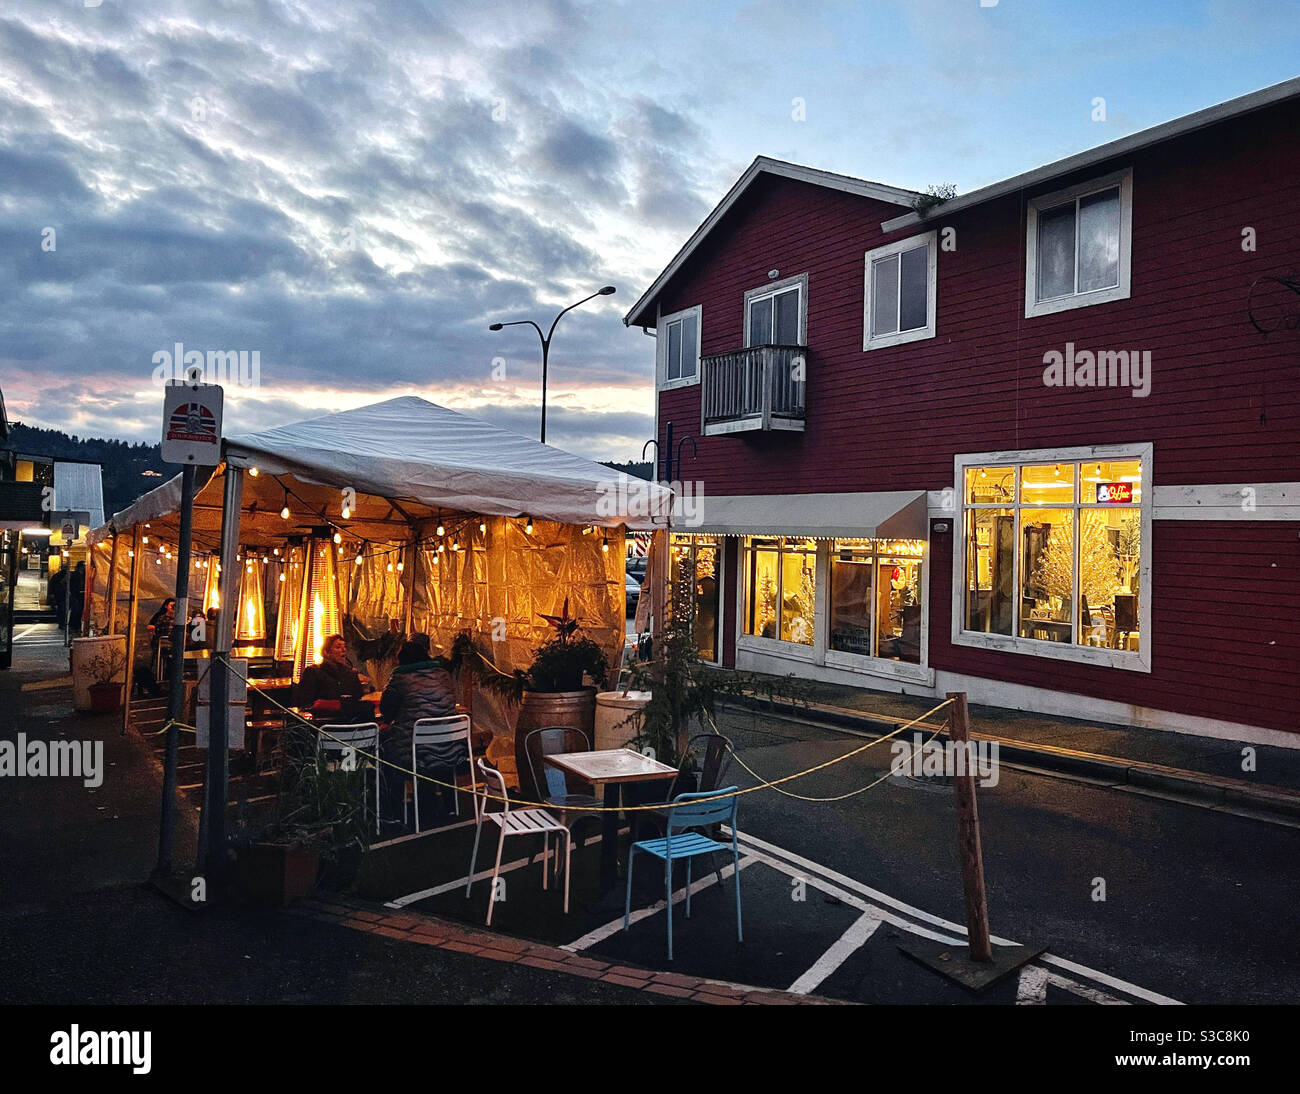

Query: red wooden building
[627,77,1300,744]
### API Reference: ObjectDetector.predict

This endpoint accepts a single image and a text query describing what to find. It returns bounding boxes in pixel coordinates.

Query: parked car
[625,572,641,615]
[625,556,647,582]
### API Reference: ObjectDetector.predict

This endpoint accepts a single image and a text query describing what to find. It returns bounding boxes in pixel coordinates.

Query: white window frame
[823,540,930,684]
[862,230,937,351]
[743,272,808,347]
[735,535,819,660]
[670,533,725,666]
[1024,167,1133,318]
[951,442,1153,673]
[657,305,702,390]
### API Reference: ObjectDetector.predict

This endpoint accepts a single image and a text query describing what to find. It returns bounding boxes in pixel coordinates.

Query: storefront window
[670,534,722,662]
[742,537,815,646]
[962,455,1143,653]
[829,539,924,663]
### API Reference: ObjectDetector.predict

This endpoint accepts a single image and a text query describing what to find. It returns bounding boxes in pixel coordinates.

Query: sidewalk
[734,672,1300,819]
[0,626,834,1006]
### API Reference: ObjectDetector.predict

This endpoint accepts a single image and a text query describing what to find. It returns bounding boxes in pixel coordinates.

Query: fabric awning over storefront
[675,490,928,540]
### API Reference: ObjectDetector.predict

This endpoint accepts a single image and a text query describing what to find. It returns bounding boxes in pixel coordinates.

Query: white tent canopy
[92,396,672,542]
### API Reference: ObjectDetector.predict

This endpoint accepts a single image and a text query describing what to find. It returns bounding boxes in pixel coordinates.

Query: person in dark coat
[48,565,68,628]
[295,633,364,710]
[68,562,86,633]
[378,641,463,824]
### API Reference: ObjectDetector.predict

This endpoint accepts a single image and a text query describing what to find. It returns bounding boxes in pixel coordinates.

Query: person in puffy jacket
[378,641,463,825]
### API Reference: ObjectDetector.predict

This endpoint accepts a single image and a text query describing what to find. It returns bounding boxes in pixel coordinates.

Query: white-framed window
[741,535,817,647]
[953,443,1152,672]
[669,533,723,664]
[744,273,807,347]
[863,231,937,350]
[1025,168,1133,318]
[826,538,926,666]
[657,305,701,389]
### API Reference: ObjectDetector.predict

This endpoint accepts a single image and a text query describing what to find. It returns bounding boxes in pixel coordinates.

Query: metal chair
[316,722,381,834]
[409,715,474,829]
[523,726,601,831]
[634,732,733,840]
[466,760,571,925]
[623,786,742,960]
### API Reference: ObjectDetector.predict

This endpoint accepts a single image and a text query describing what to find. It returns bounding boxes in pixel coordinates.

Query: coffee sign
[1096,482,1133,504]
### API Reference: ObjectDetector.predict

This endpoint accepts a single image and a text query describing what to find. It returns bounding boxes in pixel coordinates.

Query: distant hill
[3,423,168,518]
[600,460,653,480]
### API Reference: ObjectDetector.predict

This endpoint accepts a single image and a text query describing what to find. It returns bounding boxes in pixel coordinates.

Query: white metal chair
[409,714,474,829]
[317,722,381,834]
[466,759,571,925]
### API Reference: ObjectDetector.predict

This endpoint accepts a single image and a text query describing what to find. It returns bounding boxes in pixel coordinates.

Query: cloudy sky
[2,0,1297,462]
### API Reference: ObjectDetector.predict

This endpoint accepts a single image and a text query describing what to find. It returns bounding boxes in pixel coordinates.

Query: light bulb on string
[397,560,404,572]
[141,535,149,545]
[249,467,259,477]
[602,534,609,554]
[524,516,533,534]
[386,561,394,573]
[273,547,280,556]
[280,490,291,520]
[436,521,445,536]
[479,520,486,534]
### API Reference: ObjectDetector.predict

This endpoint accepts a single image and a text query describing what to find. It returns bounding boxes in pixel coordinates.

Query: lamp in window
[291,533,342,683]
[275,541,304,661]
[235,559,266,642]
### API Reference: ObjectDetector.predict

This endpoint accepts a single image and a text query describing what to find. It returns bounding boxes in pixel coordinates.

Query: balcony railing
[699,344,806,435]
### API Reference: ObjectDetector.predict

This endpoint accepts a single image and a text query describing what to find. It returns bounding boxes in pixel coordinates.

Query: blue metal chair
[623,786,742,960]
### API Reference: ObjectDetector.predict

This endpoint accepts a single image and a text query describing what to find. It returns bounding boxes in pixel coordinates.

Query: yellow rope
[197,654,955,813]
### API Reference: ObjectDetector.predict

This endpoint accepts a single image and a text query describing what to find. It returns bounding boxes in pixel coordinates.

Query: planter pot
[594,690,651,751]
[514,688,597,800]
[70,635,127,712]
[237,842,321,906]
[87,682,123,714]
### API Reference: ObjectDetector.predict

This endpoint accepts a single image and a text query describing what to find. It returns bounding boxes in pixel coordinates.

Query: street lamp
[489,285,616,444]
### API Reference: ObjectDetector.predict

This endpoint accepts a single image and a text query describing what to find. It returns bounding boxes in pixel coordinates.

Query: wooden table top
[546,748,677,784]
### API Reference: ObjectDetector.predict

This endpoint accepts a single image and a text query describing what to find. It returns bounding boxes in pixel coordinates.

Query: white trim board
[625,156,920,328]
[734,643,1300,750]
[880,75,1300,233]
[1152,483,1300,521]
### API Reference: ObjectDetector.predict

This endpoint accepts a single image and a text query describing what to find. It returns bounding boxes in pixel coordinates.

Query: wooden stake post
[947,691,992,963]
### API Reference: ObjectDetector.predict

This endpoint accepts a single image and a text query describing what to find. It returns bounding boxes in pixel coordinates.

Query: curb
[289,894,854,1005]
[732,696,1300,821]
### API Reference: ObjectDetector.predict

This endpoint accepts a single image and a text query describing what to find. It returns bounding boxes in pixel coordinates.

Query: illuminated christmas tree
[1032,511,1119,608]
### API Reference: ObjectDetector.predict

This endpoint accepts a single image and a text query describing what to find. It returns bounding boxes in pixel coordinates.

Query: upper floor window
[744,273,807,347]
[1025,168,1133,318]
[863,231,937,350]
[658,305,700,389]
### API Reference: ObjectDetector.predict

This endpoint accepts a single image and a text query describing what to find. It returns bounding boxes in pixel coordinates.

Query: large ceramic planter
[514,688,597,800]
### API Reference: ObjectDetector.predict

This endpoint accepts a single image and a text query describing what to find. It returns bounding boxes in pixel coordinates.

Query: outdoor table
[545,747,677,891]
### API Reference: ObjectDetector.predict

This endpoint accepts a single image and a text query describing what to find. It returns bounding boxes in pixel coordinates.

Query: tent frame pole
[121,527,142,737]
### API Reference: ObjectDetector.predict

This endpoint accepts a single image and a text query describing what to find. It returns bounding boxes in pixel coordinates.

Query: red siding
[652,97,1300,733]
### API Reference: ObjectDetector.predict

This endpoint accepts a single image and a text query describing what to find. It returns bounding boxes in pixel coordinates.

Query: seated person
[294,633,364,711]
[378,641,462,821]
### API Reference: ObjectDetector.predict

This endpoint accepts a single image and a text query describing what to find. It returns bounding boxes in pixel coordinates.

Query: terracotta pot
[514,688,597,801]
[88,682,123,714]
[238,842,321,906]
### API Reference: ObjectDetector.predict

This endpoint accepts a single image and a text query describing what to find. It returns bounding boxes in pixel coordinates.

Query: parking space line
[735,829,1182,1005]
[561,855,757,952]
[787,911,882,995]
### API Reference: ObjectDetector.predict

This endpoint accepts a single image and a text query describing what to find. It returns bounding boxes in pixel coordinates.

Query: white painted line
[561,855,756,952]
[14,624,42,641]
[370,817,477,849]
[386,844,566,907]
[1038,953,1180,1006]
[1016,964,1049,1005]
[735,829,1184,1006]
[1045,970,1128,1005]
[787,910,882,995]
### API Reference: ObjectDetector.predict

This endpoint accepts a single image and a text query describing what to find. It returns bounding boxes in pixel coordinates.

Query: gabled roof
[624,157,922,328]
[881,74,1300,233]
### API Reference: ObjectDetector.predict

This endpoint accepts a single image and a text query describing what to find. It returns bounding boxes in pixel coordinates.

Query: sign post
[155,378,222,889]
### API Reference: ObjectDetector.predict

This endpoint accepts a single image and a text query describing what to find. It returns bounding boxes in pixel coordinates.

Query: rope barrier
[194,654,956,814]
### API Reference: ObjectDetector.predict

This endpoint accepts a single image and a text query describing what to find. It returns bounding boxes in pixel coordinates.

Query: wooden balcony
[699,345,806,436]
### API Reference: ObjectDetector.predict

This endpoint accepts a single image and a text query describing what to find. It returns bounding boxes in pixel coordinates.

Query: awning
[674,490,928,540]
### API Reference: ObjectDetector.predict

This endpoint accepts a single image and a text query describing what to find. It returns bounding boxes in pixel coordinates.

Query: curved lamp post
[489,285,616,444]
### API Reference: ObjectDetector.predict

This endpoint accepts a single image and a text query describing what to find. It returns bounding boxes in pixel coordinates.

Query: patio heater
[235,557,266,642]
[202,557,222,613]
[275,540,304,661]
[291,530,342,683]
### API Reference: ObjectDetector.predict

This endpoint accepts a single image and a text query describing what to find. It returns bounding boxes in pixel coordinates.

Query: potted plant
[85,647,128,713]
[234,731,373,905]
[455,601,609,800]
[621,563,807,772]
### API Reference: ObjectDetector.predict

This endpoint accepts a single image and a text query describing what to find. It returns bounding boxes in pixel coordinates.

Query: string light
[273,547,280,556]
[396,560,404,572]
[333,531,342,545]
[436,520,445,536]
[433,552,440,565]
[278,572,285,583]
[141,535,149,545]
[602,534,609,554]
[524,515,533,534]
[280,490,291,520]
[341,504,351,519]
[248,467,259,477]
[355,552,363,566]
[437,542,444,553]
[479,520,487,534]
[386,561,394,572]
